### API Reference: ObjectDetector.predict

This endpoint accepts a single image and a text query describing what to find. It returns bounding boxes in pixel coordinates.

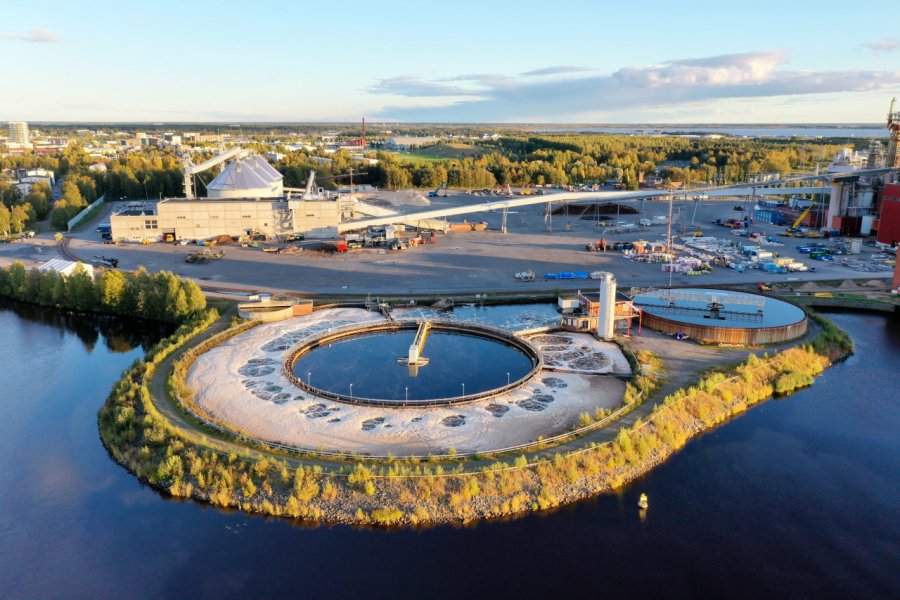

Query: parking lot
[3,191,894,297]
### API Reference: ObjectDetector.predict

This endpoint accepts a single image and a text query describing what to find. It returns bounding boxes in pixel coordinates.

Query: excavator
[428,182,448,198]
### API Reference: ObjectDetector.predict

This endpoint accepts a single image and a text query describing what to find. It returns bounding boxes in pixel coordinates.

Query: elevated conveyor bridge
[338,168,900,233]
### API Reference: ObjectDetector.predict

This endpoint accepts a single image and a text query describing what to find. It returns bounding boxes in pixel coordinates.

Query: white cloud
[0,28,66,43]
[521,66,592,77]
[368,75,476,97]
[864,37,900,54]
[372,51,900,122]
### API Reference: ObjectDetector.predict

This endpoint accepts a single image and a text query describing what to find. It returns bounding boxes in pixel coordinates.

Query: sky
[1,0,899,123]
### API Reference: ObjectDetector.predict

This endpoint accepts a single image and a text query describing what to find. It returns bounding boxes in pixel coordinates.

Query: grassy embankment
[99,309,853,526]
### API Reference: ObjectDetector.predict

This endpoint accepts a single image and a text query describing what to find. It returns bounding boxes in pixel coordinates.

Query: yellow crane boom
[791,199,817,231]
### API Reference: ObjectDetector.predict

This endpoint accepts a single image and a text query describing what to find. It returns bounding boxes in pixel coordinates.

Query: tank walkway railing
[411,321,431,353]
[632,302,765,323]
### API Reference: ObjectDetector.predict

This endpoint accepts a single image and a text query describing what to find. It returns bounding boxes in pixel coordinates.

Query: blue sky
[1,0,898,123]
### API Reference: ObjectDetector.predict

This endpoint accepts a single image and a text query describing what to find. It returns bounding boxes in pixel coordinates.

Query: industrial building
[110,148,348,242]
[875,183,900,246]
[557,274,643,339]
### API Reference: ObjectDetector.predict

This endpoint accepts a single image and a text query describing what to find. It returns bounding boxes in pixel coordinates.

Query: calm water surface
[1,303,897,599]
[542,126,887,138]
[293,330,533,400]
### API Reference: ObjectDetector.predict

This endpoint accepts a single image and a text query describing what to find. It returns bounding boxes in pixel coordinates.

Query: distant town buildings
[8,121,30,145]
[2,167,56,196]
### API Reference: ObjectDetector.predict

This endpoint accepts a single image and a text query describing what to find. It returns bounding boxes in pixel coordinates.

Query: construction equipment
[428,182,448,198]
[185,249,224,263]
[94,255,119,268]
[515,270,535,282]
[786,199,818,236]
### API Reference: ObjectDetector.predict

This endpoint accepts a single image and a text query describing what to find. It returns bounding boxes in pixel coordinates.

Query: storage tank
[631,288,807,345]
[597,273,616,340]
[858,190,875,209]
[860,214,875,236]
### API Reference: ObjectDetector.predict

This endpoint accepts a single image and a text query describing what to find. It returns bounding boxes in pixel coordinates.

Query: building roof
[37,259,93,275]
[207,154,284,199]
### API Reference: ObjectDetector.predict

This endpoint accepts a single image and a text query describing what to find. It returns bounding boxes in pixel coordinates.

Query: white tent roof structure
[207,154,284,199]
[38,259,94,278]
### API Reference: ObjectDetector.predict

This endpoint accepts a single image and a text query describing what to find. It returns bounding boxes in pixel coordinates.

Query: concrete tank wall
[642,311,808,345]
[238,302,295,322]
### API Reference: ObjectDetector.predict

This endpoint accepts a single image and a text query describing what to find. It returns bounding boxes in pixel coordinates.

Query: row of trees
[289,135,844,191]
[0,262,206,322]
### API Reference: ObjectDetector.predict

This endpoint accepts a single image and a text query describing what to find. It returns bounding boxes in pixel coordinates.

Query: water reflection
[0,298,173,353]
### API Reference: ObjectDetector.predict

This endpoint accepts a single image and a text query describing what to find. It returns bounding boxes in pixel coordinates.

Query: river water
[0,302,897,598]
[540,126,887,138]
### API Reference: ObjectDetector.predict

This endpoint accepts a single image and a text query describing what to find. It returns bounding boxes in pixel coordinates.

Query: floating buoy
[638,493,649,509]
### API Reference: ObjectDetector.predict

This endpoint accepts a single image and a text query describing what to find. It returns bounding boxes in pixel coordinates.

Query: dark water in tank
[0,301,897,599]
[292,329,533,401]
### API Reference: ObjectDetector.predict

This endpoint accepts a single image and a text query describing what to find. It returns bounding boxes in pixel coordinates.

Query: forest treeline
[0,261,206,322]
[275,134,845,191]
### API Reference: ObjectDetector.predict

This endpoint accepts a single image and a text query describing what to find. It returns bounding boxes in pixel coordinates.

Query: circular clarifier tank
[632,288,808,344]
[287,322,541,406]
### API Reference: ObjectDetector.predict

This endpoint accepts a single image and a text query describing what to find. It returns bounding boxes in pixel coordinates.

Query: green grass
[392,143,488,164]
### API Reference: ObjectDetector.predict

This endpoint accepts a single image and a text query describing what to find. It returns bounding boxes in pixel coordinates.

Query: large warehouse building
[110,149,347,242]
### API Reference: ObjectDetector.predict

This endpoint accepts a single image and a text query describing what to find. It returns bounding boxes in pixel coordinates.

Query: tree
[65,264,96,311]
[98,269,127,310]
[0,203,10,236]
[10,205,29,234]
[24,182,52,219]
[3,261,27,299]
[182,278,206,313]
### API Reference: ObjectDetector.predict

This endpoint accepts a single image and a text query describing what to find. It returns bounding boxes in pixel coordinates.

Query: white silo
[597,272,617,340]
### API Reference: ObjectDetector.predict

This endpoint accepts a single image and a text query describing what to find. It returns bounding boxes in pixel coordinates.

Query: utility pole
[666,191,674,297]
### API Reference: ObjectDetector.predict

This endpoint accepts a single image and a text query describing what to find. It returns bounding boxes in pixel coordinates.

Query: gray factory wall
[111,198,343,241]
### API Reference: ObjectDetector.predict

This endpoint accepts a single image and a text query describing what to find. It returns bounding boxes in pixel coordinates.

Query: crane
[786,198,818,235]
[428,182,447,197]
[182,147,249,199]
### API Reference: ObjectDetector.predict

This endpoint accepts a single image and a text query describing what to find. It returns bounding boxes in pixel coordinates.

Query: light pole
[307,372,312,388]
[349,383,353,399]
[507,372,511,386]
[461,383,465,396]
[405,387,408,403]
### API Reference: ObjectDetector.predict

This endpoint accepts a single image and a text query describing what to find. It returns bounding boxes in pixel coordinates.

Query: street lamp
[405,387,408,403]
[307,372,312,387]
[507,372,511,386]
[349,383,353,399]
[461,383,465,396]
